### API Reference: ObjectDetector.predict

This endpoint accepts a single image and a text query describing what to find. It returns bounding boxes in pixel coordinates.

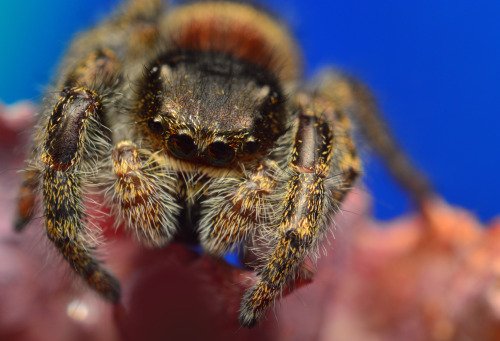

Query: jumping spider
[15,0,431,328]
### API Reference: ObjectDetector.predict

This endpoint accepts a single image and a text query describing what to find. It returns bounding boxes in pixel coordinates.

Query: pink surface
[1,103,500,341]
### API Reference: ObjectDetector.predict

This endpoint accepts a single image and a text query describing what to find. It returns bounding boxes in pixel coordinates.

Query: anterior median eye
[206,141,235,165]
[168,133,197,159]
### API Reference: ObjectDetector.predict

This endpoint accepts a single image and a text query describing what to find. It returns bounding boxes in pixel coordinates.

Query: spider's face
[136,51,287,170]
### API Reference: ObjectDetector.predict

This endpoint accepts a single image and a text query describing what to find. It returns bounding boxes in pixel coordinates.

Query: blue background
[1,0,498,222]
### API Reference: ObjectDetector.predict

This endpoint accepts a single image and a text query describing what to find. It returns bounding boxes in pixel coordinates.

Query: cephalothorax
[15,0,431,328]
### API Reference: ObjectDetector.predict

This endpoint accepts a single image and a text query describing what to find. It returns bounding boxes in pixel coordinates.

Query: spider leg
[239,88,361,328]
[14,165,39,231]
[199,164,275,256]
[14,46,121,232]
[15,0,166,299]
[42,86,120,302]
[36,43,125,301]
[110,141,179,247]
[314,71,433,203]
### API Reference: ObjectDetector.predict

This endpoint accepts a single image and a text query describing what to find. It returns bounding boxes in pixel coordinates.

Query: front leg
[15,0,166,302]
[110,141,180,247]
[239,90,361,327]
[19,43,124,301]
[199,164,275,256]
[42,87,120,302]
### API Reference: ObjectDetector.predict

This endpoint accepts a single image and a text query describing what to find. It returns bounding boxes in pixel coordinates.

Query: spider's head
[136,51,287,168]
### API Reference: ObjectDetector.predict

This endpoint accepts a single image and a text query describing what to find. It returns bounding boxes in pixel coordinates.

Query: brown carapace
[14,0,432,328]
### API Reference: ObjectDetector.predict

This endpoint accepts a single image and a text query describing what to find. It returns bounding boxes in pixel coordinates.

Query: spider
[14,0,432,328]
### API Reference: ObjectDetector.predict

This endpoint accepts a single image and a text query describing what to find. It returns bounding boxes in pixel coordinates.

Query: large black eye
[168,133,196,159]
[147,117,165,135]
[206,142,235,165]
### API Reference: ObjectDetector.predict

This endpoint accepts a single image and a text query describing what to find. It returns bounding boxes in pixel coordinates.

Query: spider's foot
[238,283,273,329]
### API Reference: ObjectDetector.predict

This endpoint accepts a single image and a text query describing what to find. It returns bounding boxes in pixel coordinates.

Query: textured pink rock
[1,102,499,341]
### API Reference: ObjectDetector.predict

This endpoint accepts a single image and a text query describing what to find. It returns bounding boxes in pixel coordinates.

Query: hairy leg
[239,84,361,328]
[14,0,166,300]
[42,87,120,301]
[14,166,39,231]
[314,71,433,204]
[199,164,275,256]
[14,45,122,231]
[109,141,179,247]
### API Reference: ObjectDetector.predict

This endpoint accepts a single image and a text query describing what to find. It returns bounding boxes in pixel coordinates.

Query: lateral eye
[147,117,166,135]
[243,139,260,154]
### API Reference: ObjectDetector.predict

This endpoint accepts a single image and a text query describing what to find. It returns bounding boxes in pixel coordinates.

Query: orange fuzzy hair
[161,1,302,82]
